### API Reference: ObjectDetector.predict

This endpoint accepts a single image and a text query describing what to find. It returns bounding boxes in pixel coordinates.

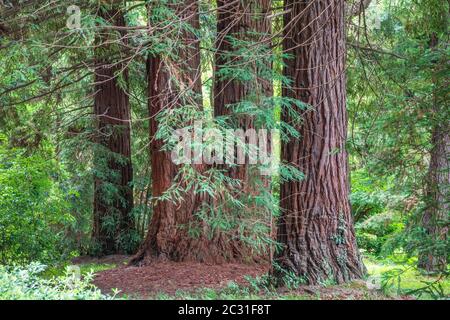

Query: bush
[350,190,391,222]
[0,263,115,300]
[355,212,404,256]
[349,169,397,222]
[0,142,75,264]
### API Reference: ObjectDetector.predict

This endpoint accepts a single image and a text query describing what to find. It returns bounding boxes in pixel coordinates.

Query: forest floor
[55,255,446,300]
[93,259,270,299]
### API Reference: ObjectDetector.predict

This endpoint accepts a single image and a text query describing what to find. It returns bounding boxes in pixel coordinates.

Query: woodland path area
[1,0,447,302]
[94,259,267,298]
[77,255,411,299]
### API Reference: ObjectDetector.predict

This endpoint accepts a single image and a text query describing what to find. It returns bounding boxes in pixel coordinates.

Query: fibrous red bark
[273,0,366,284]
[214,0,273,186]
[131,0,244,264]
[211,0,275,262]
[92,7,135,255]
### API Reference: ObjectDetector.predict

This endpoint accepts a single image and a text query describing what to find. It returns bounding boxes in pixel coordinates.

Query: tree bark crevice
[273,0,366,285]
[92,7,135,255]
[131,1,247,265]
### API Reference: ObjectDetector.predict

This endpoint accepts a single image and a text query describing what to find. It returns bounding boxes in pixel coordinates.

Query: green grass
[40,263,117,279]
[365,256,449,299]
[152,282,313,300]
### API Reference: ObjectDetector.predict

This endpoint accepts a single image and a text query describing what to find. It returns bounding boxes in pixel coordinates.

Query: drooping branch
[346,0,372,17]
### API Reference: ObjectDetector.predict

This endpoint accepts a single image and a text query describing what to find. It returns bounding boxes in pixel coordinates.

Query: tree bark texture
[92,7,135,255]
[418,122,449,272]
[214,0,273,187]
[273,0,366,284]
[131,0,246,264]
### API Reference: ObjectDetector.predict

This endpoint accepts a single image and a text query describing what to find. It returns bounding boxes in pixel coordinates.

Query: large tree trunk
[214,0,273,187]
[418,34,449,273]
[212,0,275,262]
[131,0,242,264]
[418,122,449,273]
[92,7,135,255]
[273,0,365,285]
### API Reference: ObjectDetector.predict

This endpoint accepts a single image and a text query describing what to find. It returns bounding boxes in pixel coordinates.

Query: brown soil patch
[87,256,412,300]
[93,260,268,298]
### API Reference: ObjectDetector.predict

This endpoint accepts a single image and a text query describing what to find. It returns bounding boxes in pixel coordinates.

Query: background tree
[346,0,449,275]
[416,4,449,273]
[91,4,137,255]
[214,0,273,188]
[131,0,229,264]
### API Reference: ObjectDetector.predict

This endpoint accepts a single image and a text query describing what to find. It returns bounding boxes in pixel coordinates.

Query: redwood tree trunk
[92,8,135,255]
[131,0,240,264]
[273,0,365,284]
[212,0,275,262]
[418,123,449,273]
[214,0,273,186]
[418,34,449,273]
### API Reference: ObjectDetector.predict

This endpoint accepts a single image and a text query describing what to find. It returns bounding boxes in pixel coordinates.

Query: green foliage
[0,263,116,300]
[41,263,117,279]
[356,212,405,256]
[350,169,407,256]
[270,261,308,289]
[365,256,449,300]
[350,169,394,221]
[383,204,449,270]
[381,266,448,300]
[348,0,449,265]
[0,139,75,264]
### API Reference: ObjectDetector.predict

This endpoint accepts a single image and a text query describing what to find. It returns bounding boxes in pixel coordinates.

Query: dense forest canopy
[0,0,448,300]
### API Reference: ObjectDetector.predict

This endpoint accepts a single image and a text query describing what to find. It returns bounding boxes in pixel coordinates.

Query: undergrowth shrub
[0,263,115,300]
[0,141,75,264]
[350,169,407,256]
[356,212,405,256]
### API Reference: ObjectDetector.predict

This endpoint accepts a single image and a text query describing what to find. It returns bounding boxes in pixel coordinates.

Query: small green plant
[381,265,449,300]
[0,263,118,300]
[271,262,308,289]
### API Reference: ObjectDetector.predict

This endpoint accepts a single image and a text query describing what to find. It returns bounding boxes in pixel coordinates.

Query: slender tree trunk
[214,0,273,187]
[92,7,135,255]
[273,0,365,285]
[418,34,449,273]
[131,0,241,264]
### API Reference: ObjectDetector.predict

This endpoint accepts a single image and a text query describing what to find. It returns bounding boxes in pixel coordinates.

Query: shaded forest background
[0,0,448,299]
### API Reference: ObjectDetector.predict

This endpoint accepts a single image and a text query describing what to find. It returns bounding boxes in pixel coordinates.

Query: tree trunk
[418,34,449,273]
[92,7,135,255]
[418,123,449,273]
[131,0,242,264]
[214,0,273,186]
[212,0,275,262]
[273,0,365,285]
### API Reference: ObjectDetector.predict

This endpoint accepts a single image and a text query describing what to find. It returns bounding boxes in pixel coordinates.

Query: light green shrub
[356,212,405,255]
[0,141,75,264]
[0,263,116,300]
